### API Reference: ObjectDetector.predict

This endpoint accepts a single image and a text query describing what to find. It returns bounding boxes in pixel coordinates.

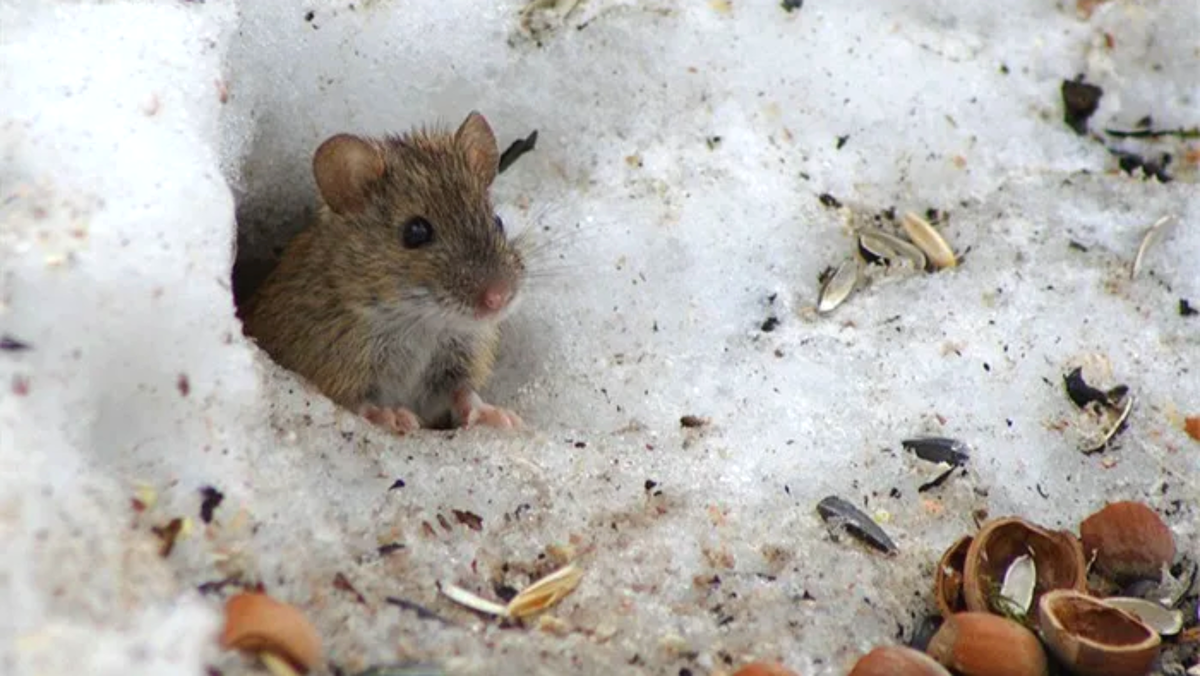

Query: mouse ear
[312,134,386,215]
[455,111,500,186]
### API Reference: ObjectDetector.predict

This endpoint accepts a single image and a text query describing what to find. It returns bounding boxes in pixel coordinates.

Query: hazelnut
[1079,501,1175,581]
[731,661,800,676]
[849,645,951,675]
[220,592,323,675]
[1038,589,1161,676]
[927,612,1048,676]
[963,517,1086,615]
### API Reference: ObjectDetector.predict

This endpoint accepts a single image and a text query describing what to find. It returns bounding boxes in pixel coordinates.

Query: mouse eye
[493,215,505,234]
[402,217,434,248]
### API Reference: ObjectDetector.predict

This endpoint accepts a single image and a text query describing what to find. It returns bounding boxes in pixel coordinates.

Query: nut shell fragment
[934,535,972,618]
[849,645,951,675]
[731,661,801,676]
[963,517,1087,616]
[926,612,1048,676]
[1185,416,1200,441]
[221,592,323,673]
[1080,501,1175,581]
[1037,589,1161,676]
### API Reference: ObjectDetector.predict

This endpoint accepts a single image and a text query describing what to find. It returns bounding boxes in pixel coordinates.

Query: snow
[1,0,1197,675]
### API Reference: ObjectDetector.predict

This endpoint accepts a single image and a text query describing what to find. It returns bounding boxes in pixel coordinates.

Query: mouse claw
[453,388,523,430]
[360,404,422,435]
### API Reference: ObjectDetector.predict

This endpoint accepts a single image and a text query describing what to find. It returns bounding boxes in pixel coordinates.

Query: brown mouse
[241,111,526,433]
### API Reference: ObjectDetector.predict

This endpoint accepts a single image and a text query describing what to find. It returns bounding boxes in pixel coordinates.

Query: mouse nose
[476,280,513,316]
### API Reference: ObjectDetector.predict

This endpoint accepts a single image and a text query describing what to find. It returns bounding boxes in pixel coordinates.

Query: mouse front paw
[359,404,422,435]
[452,388,523,430]
[469,403,523,429]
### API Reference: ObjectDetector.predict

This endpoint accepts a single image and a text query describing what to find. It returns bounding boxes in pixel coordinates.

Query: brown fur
[241,112,524,427]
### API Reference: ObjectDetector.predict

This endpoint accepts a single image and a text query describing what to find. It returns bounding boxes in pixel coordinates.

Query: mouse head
[312,112,525,325]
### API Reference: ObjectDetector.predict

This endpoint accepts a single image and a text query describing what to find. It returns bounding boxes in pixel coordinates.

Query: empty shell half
[901,211,957,269]
[934,535,973,618]
[817,258,861,314]
[1037,589,1161,676]
[963,517,1087,616]
[857,229,928,271]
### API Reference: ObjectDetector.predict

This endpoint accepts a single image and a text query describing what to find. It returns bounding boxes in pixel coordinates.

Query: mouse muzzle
[474,278,515,319]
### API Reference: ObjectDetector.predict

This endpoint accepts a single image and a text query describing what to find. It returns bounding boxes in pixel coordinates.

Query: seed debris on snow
[439,564,584,619]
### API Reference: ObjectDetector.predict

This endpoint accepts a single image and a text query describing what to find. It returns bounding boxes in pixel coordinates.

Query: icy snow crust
[1,0,1197,674]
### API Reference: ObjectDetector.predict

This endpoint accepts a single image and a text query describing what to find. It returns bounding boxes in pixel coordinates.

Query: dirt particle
[198,486,224,523]
[0,335,31,351]
[1061,78,1103,135]
[333,572,366,604]
[151,518,184,557]
[818,193,842,208]
[452,509,483,531]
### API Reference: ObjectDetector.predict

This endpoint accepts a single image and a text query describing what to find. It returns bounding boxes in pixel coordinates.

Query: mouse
[240,111,526,434]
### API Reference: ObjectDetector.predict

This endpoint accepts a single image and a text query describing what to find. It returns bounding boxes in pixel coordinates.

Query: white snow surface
[1,0,1197,675]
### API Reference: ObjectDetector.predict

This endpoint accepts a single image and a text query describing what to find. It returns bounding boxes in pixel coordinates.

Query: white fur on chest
[359,296,494,414]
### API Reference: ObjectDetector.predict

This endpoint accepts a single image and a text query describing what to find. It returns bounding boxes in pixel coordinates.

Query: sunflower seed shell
[901,211,957,269]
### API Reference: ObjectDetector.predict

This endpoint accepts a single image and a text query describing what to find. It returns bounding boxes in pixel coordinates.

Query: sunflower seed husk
[1127,559,1199,608]
[901,211,956,269]
[1102,597,1184,636]
[1082,392,1133,455]
[1170,560,1197,608]
[353,665,446,676]
[817,258,860,313]
[999,554,1036,614]
[902,437,970,466]
[917,463,958,493]
[1064,366,1125,409]
[439,583,509,616]
[816,495,898,554]
[1131,214,1177,280]
[857,229,928,271]
[260,653,301,676]
[506,564,584,618]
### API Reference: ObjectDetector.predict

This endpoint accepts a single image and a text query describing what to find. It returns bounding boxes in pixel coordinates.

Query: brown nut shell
[963,517,1087,615]
[849,645,951,676]
[934,535,972,618]
[1037,589,1161,676]
[1079,501,1175,581]
[220,592,323,672]
[927,612,1048,676]
[731,662,800,676]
